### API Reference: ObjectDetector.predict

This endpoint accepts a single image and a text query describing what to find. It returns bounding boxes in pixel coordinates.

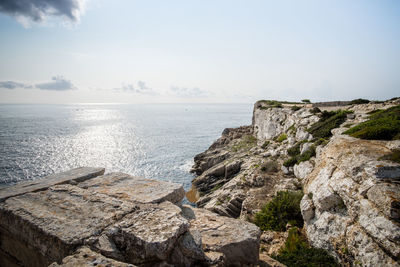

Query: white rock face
[252,103,318,141]
[302,135,400,266]
[293,161,314,180]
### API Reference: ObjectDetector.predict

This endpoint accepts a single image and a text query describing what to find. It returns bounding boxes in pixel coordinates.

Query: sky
[0,0,399,104]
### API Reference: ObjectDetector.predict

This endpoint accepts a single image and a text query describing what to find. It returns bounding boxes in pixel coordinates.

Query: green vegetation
[254,191,303,231]
[291,105,301,111]
[288,124,297,134]
[231,135,257,152]
[344,105,400,140]
[310,107,321,114]
[302,99,311,103]
[276,133,288,142]
[261,160,280,173]
[273,228,339,267]
[261,140,270,149]
[211,184,222,192]
[284,141,316,167]
[350,98,370,105]
[379,149,400,164]
[258,100,283,109]
[308,192,313,199]
[308,110,349,138]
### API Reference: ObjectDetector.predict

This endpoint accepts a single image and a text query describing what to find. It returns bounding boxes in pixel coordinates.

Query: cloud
[114,81,157,95]
[0,0,86,25]
[35,76,76,91]
[169,86,210,98]
[0,81,32,89]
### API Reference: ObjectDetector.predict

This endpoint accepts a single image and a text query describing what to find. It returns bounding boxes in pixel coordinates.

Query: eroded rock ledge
[0,168,261,267]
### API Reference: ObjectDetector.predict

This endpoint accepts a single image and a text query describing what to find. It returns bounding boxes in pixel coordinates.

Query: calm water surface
[0,103,252,191]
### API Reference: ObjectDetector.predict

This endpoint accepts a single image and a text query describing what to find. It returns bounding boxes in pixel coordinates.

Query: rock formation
[0,168,261,267]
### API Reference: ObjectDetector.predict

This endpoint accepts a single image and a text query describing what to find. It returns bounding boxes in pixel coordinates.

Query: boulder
[293,161,314,180]
[182,205,261,266]
[102,201,189,265]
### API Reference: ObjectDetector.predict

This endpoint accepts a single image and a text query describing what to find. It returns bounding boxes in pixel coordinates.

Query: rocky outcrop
[0,169,261,267]
[301,134,400,266]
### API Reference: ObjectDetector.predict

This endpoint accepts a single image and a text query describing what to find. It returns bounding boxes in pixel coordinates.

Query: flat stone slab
[78,172,185,205]
[0,167,105,202]
[0,184,138,267]
[49,247,137,267]
[182,205,261,266]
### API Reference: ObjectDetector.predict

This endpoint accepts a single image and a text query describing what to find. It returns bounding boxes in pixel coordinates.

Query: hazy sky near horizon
[0,0,399,103]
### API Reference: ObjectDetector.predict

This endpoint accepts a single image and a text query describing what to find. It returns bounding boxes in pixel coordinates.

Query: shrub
[261,141,270,149]
[302,99,311,103]
[297,145,316,163]
[344,105,400,140]
[291,105,301,111]
[308,110,348,138]
[350,98,370,105]
[310,107,321,114]
[283,157,298,167]
[276,133,288,142]
[254,191,304,231]
[259,100,283,109]
[261,160,280,173]
[273,228,339,267]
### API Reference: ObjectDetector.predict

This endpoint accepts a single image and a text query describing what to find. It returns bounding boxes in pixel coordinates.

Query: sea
[0,103,253,192]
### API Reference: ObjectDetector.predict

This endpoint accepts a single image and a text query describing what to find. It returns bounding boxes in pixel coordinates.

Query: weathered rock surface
[182,205,261,266]
[78,172,185,205]
[49,247,136,267]
[0,167,105,202]
[0,169,262,267]
[302,135,400,266]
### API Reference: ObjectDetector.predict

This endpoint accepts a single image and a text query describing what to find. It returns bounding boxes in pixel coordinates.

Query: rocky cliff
[190,99,400,266]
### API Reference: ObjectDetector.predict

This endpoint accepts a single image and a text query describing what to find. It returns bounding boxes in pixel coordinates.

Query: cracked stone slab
[102,201,189,265]
[181,205,261,266]
[78,172,185,205]
[0,184,138,267]
[0,167,105,202]
[49,246,137,267]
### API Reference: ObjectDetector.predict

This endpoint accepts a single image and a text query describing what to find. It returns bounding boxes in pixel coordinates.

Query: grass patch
[283,157,298,168]
[379,149,400,164]
[284,142,316,167]
[276,133,288,142]
[261,160,280,173]
[288,124,297,134]
[211,184,222,192]
[308,110,349,138]
[344,105,400,140]
[291,105,301,111]
[231,135,257,152]
[273,228,339,267]
[297,146,316,163]
[254,191,304,231]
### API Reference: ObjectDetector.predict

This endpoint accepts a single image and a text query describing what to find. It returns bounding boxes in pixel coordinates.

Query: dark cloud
[0,81,32,89]
[35,76,76,91]
[0,0,86,23]
[170,86,209,98]
[115,81,157,95]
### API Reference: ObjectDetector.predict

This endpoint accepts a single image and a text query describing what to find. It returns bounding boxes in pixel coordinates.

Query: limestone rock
[293,161,314,180]
[0,184,138,267]
[78,172,185,205]
[0,167,105,202]
[302,135,400,265]
[49,247,136,267]
[182,205,261,266]
[103,201,189,265]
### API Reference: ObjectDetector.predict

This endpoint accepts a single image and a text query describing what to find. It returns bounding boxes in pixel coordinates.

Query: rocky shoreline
[189,99,400,266]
